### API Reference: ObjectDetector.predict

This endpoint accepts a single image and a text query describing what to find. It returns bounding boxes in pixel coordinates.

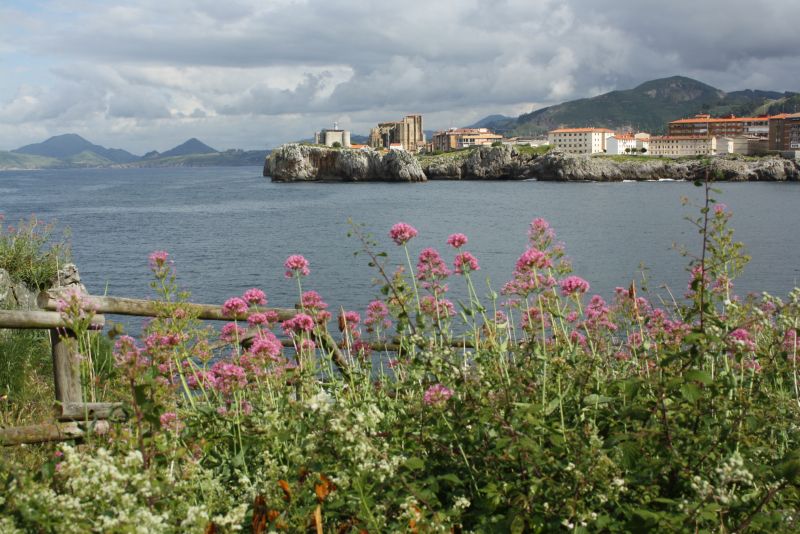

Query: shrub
[0,215,70,290]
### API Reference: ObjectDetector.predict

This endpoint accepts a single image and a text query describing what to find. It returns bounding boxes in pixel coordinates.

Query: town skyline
[2,0,799,152]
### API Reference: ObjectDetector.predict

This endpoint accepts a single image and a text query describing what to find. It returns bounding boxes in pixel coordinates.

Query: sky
[1,0,799,154]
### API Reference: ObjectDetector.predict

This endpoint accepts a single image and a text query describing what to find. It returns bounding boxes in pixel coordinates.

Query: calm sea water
[2,166,799,333]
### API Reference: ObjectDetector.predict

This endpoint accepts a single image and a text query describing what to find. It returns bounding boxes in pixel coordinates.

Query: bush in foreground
[1,191,800,533]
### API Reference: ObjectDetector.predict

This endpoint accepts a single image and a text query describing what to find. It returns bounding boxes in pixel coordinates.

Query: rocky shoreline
[264,144,800,183]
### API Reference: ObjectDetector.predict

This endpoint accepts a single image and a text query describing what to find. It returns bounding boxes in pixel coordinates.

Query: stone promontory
[265,144,426,182]
[264,144,800,183]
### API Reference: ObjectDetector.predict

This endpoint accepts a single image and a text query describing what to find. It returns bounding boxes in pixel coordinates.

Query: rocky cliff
[265,144,800,183]
[531,151,800,182]
[264,144,426,182]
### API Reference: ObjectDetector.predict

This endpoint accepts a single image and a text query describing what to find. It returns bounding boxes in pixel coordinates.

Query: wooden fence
[1,267,475,446]
[0,270,346,446]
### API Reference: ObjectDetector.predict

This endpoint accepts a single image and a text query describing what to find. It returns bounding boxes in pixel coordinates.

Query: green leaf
[583,394,614,406]
[684,369,712,385]
[681,383,702,403]
[404,457,425,471]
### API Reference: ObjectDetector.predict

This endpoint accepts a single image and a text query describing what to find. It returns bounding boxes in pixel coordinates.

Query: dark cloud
[1,0,799,151]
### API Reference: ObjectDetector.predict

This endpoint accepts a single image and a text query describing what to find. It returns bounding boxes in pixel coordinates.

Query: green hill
[13,133,139,163]
[472,76,796,136]
[0,151,63,170]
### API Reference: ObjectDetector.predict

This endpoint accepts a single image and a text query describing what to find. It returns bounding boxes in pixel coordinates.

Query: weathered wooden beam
[38,292,296,322]
[57,402,126,422]
[51,329,82,404]
[0,422,83,446]
[0,309,105,330]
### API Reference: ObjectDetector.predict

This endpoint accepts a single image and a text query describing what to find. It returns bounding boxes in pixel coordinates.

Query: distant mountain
[467,114,515,131]
[13,133,139,163]
[470,76,797,136]
[158,138,217,158]
[0,151,63,170]
[118,149,269,168]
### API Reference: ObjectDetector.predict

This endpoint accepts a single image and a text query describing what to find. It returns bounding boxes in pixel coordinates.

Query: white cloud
[0,0,799,151]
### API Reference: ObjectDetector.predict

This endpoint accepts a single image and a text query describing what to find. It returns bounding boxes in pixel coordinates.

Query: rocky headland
[265,144,426,182]
[264,144,800,183]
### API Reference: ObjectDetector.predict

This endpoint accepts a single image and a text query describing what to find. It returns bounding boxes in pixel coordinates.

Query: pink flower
[446,233,468,249]
[159,412,184,433]
[250,331,283,361]
[423,384,453,406]
[113,335,149,373]
[220,322,245,343]
[301,290,329,311]
[247,312,270,326]
[729,328,756,352]
[714,203,728,215]
[389,222,418,246]
[222,297,248,318]
[282,313,315,334]
[148,250,170,270]
[417,248,451,282]
[559,275,590,296]
[242,288,267,306]
[515,248,552,271]
[284,254,310,278]
[209,361,248,395]
[420,295,455,318]
[365,300,391,332]
[300,339,317,353]
[453,251,480,275]
[339,310,361,332]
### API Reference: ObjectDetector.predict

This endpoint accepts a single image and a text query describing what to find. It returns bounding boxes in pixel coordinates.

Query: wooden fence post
[50,329,83,405]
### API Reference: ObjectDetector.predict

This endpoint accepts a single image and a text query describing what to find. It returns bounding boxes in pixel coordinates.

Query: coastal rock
[0,268,38,310]
[265,144,426,182]
[530,150,800,182]
[421,145,535,180]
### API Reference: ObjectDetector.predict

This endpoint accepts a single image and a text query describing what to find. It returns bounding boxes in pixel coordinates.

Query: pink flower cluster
[222,297,248,318]
[729,328,756,352]
[284,254,310,278]
[301,290,332,324]
[339,310,361,331]
[560,275,590,296]
[148,250,170,271]
[248,310,279,327]
[446,233,468,249]
[389,222,418,246]
[454,251,480,275]
[220,322,245,343]
[242,288,267,306]
[282,313,315,335]
[420,295,455,318]
[423,383,453,406]
[365,300,391,332]
[113,335,149,375]
[417,248,451,287]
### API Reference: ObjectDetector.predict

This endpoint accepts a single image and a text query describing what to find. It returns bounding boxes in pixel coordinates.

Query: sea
[2,166,799,334]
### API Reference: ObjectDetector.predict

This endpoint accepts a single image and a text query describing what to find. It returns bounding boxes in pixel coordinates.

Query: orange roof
[549,127,614,133]
[769,112,800,120]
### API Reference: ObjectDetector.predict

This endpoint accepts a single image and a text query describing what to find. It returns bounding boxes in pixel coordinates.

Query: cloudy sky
[1,0,799,153]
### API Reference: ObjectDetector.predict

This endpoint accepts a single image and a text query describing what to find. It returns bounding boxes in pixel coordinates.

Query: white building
[606,133,650,155]
[314,122,351,148]
[648,136,718,157]
[547,128,614,154]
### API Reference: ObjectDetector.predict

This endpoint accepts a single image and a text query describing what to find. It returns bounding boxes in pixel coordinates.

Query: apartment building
[431,128,503,151]
[648,135,720,156]
[768,113,800,151]
[668,114,771,138]
[547,128,614,154]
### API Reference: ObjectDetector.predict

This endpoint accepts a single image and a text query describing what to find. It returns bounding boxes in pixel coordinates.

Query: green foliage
[491,141,503,147]
[2,194,800,531]
[0,215,71,290]
[331,141,342,149]
[513,143,553,156]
